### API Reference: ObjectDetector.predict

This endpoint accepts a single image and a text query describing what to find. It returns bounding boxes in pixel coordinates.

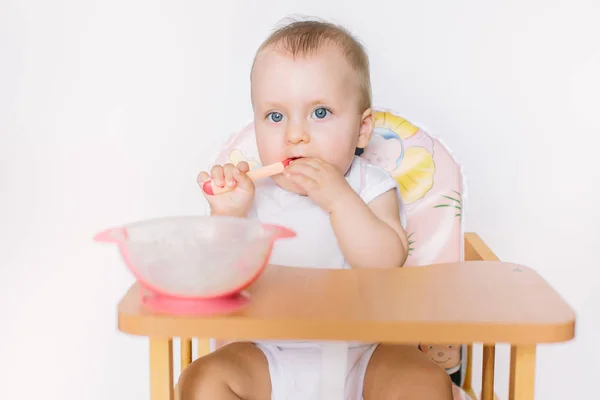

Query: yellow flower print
[228,149,260,170]
[368,111,435,204]
[395,147,435,203]
[374,111,419,139]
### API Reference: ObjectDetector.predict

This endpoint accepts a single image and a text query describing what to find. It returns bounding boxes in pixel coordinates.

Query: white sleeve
[360,163,408,229]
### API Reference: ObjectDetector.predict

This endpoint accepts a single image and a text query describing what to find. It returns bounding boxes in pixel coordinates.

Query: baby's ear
[357,108,374,149]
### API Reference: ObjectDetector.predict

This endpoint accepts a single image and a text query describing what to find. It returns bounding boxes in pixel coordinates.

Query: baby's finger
[197,171,210,186]
[233,168,254,192]
[236,161,250,173]
[223,163,237,188]
[291,157,323,171]
[210,165,225,188]
[285,162,320,181]
[285,171,318,192]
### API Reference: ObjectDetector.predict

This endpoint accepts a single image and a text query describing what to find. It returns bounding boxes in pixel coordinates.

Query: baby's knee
[177,355,219,399]
[405,362,453,399]
[177,351,234,400]
[176,342,269,400]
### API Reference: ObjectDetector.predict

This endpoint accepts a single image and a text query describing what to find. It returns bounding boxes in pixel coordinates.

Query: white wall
[2,0,598,398]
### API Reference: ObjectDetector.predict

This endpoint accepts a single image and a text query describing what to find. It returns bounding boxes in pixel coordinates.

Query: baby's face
[251,44,371,194]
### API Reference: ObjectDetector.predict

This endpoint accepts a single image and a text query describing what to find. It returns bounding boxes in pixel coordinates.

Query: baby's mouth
[282,156,303,167]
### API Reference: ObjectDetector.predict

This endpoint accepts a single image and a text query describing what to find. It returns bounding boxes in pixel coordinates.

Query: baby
[180,19,453,400]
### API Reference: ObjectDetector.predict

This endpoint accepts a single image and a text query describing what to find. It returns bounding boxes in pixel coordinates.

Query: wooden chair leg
[463,344,473,392]
[180,338,192,371]
[481,344,495,400]
[150,337,174,400]
[509,345,536,400]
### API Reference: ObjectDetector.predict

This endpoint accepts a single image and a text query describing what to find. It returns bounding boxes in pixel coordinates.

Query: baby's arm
[283,157,408,268]
[330,188,408,269]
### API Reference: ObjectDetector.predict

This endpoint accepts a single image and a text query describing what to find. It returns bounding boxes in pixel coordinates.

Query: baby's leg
[177,342,271,400]
[363,344,453,400]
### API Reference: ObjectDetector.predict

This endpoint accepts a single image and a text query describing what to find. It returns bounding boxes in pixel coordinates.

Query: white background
[2,0,599,399]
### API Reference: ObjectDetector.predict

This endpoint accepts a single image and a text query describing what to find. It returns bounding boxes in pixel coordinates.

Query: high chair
[115,109,576,400]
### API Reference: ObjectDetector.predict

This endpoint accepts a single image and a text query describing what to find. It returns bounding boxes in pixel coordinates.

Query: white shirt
[248,155,407,270]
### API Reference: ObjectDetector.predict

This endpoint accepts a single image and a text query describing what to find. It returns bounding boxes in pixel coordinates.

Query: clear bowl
[94,216,295,311]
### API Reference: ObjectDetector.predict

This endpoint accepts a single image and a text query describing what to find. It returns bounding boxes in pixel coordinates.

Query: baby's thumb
[234,169,254,192]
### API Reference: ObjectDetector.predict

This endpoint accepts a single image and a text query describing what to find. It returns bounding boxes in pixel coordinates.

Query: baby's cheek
[256,140,282,163]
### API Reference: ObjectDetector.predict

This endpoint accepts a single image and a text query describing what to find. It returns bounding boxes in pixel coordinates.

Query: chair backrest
[210,107,467,386]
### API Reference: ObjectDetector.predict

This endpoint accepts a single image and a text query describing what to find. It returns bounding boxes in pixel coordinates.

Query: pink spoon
[202,158,296,195]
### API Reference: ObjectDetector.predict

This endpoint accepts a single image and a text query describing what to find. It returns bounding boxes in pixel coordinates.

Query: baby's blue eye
[267,112,283,123]
[312,107,330,119]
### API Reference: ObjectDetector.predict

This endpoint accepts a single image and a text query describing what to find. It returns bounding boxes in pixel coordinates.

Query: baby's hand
[283,157,355,213]
[197,161,254,217]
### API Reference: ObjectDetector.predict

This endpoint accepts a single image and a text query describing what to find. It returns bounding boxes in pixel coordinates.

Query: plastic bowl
[94,215,295,314]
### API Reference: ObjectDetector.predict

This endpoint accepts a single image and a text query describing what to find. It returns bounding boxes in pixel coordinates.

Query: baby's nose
[437,352,444,357]
[285,125,309,144]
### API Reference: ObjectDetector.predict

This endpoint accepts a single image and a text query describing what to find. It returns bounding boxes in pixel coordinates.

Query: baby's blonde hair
[252,17,372,111]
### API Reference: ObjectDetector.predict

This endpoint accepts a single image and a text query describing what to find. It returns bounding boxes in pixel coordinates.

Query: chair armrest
[118,262,575,345]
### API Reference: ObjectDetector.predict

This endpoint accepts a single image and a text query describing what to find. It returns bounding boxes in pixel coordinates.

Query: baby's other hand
[283,157,355,213]
[197,161,254,217]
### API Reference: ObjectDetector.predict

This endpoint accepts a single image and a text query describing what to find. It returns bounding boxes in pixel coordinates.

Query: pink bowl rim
[119,239,275,300]
[95,217,295,300]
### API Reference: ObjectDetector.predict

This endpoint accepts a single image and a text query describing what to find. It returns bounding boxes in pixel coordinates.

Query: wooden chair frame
[117,233,576,400]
